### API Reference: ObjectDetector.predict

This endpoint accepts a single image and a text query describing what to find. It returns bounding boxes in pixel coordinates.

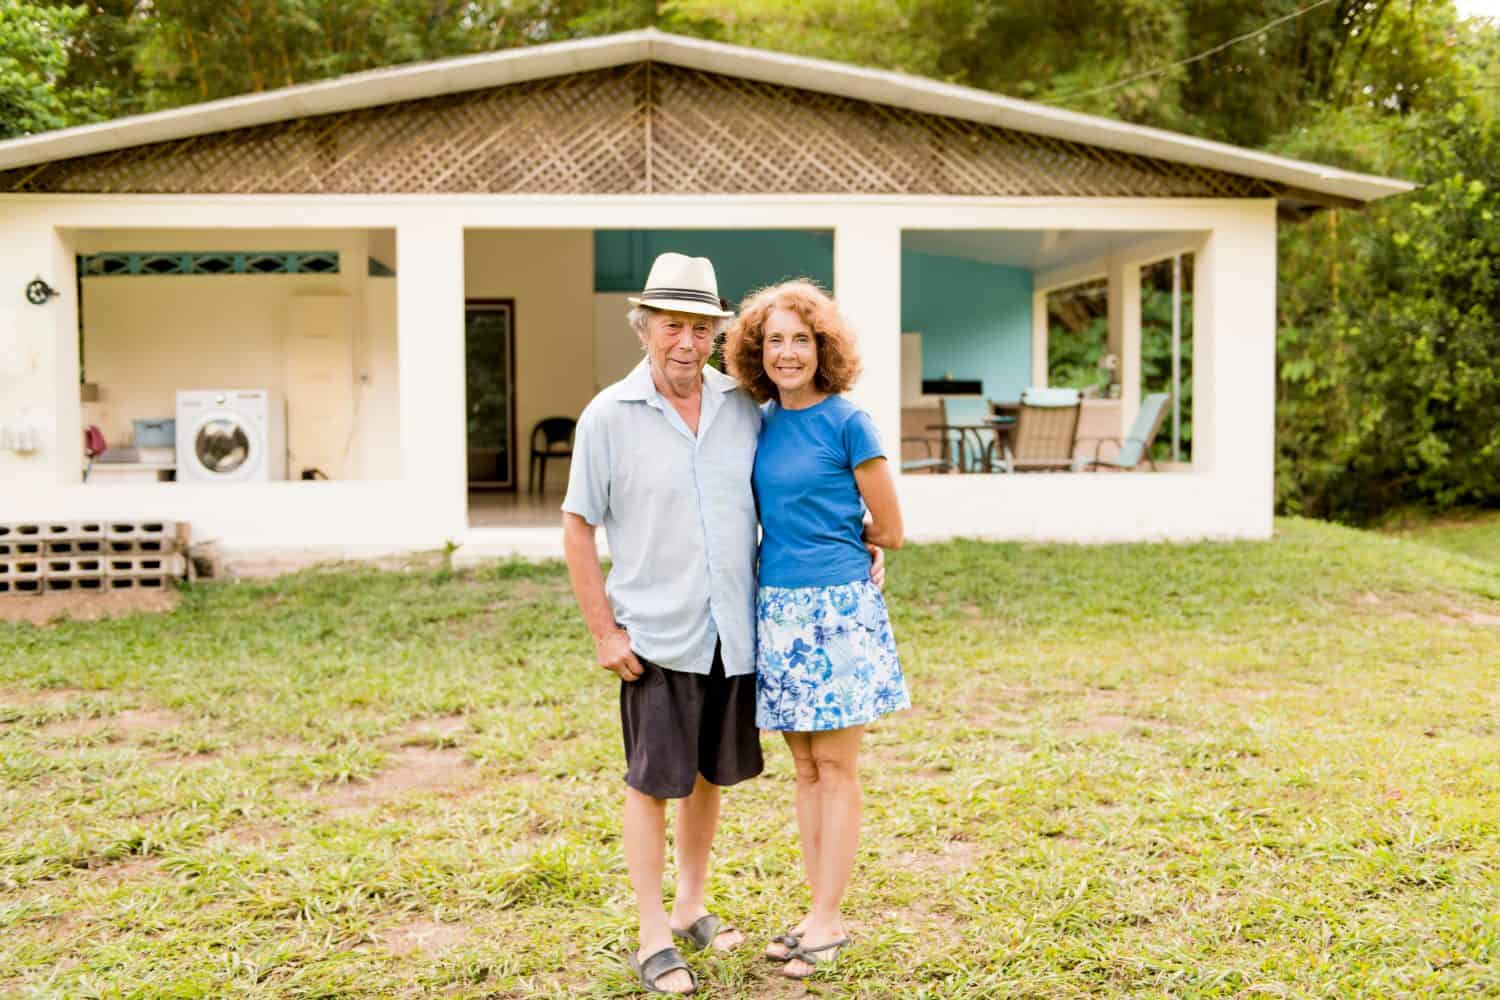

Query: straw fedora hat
[628,252,735,318]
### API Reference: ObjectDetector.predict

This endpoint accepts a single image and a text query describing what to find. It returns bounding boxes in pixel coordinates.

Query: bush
[1276,103,1500,522]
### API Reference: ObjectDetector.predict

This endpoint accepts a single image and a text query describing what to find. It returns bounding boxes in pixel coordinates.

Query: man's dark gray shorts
[619,644,763,800]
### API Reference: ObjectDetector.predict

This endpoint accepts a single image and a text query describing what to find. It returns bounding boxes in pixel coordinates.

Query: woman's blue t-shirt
[753,395,886,588]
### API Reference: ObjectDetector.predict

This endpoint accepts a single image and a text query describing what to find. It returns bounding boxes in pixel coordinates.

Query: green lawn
[1384,510,1500,567]
[2,518,1498,998]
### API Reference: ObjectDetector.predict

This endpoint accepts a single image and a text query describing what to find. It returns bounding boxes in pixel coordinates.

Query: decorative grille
[77,251,340,276]
[1,64,1281,199]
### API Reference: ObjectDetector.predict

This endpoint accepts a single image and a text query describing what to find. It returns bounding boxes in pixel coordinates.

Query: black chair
[529,417,576,494]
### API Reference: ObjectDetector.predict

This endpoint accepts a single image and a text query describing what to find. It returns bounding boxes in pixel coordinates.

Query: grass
[1,517,1497,998]
[1382,509,1500,567]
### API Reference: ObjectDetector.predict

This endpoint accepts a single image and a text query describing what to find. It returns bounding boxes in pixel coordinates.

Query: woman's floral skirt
[755,579,910,732]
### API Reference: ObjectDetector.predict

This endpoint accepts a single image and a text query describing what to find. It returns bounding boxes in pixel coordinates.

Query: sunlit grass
[2,517,1497,997]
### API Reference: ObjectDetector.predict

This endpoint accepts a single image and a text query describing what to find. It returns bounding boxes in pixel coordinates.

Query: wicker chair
[993,387,1082,473]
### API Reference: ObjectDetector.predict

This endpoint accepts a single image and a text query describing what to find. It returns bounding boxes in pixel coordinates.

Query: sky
[1456,0,1500,19]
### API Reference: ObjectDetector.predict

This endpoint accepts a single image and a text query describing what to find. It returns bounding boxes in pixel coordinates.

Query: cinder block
[6,577,43,595]
[105,575,174,591]
[43,576,106,593]
[6,561,44,579]
[44,557,105,576]
[105,538,169,555]
[46,538,107,556]
[12,541,44,556]
[106,521,176,541]
[104,554,186,577]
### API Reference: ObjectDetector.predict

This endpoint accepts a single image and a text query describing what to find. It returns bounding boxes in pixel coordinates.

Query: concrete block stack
[0,521,189,595]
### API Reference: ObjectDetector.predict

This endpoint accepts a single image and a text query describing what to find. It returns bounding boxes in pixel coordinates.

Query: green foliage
[1277,101,1500,520]
[0,2,108,138]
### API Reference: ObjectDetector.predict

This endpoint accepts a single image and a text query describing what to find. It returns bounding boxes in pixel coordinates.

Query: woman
[724,279,910,981]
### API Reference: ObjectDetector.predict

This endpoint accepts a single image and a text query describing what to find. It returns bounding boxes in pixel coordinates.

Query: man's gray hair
[628,304,729,337]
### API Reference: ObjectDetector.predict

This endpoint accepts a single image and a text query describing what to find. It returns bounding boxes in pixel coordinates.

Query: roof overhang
[0,29,1414,205]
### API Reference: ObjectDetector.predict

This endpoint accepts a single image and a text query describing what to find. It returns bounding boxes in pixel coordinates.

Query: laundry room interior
[75,228,402,486]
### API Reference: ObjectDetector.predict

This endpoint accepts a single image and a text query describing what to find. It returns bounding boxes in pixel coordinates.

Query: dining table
[924,415,1017,473]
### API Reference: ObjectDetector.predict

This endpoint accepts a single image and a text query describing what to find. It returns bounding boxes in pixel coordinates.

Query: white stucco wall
[2,195,1278,558]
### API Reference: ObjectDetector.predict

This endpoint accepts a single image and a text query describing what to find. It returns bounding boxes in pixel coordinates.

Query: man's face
[641,309,715,395]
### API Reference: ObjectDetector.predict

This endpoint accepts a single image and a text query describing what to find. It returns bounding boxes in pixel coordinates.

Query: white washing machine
[176,390,287,483]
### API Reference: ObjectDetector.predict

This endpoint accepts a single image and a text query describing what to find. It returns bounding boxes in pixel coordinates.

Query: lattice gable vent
[0,63,1283,199]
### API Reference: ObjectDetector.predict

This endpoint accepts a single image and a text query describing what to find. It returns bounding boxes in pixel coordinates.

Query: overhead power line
[1052,0,1338,103]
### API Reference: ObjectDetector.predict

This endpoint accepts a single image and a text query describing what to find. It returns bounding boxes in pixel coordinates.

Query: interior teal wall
[596,232,1033,401]
[594,230,834,310]
[901,251,1033,402]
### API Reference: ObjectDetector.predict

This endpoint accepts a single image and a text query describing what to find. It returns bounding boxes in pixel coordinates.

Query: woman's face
[762,305,818,397]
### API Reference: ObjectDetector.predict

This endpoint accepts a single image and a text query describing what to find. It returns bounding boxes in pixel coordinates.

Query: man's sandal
[763,930,802,963]
[627,946,697,995]
[671,913,740,953]
[781,937,851,980]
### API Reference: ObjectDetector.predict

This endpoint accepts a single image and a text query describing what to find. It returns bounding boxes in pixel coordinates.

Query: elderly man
[561,253,760,996]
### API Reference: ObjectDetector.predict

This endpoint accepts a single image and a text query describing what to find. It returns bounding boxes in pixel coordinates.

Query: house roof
[0,28,1413,204]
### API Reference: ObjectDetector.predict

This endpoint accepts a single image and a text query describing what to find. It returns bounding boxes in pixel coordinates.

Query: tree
[0,1,108,138]
[1276,100,1500,520]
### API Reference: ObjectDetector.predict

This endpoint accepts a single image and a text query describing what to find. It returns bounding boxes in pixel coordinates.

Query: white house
[0,29,1412,564]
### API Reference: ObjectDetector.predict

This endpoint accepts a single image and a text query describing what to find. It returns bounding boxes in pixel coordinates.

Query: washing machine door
[194,416,254,476]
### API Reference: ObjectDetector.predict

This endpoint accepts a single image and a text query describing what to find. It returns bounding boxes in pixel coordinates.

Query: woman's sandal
[671,913,740,953]
[780,937,851,980]
[627,945,698,995]
[763,930,802,963]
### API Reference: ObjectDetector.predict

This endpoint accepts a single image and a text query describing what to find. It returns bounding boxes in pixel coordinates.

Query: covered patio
[0,30,1411,563]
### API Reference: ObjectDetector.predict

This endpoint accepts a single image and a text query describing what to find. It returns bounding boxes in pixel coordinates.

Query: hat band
[639,287,722,307]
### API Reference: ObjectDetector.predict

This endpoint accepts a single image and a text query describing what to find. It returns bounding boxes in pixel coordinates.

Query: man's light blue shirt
[562,359,760,677]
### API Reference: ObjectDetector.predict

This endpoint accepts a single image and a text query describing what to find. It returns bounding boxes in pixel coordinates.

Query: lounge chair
[1080,392,1171,471]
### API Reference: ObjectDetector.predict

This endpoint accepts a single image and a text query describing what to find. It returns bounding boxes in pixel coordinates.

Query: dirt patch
[381,918,470,956]
[388,714,468,747]
[207,821,289,848]
[0,590,179,626]
[1354,591,1500,625]
[1442,606,1500,627]
[0,687,100,709]
[314,747,483,815]
[896,838,980,875]
[40,707,183,740]
[1067,713,1143,736]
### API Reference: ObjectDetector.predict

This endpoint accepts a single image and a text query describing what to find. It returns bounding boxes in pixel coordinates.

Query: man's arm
[562,512,643,681]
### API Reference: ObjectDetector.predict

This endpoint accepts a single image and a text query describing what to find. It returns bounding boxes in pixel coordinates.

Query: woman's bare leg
[783,725,863,978]
[766,731,821,959]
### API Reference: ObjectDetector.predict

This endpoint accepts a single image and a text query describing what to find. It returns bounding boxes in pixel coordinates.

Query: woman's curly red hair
[724,280,863,404]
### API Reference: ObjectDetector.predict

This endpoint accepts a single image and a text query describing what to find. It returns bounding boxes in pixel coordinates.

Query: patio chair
[528,416,575,493]
[1080,392,1171,471]
[899,437,951,474]
[936,396,998,473]
[993,387,1082,473]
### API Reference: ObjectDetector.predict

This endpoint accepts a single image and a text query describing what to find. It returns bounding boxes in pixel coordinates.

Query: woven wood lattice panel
[0,63,1280,198]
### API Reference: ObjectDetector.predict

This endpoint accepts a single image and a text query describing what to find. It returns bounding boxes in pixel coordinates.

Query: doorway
[465,299,516,489]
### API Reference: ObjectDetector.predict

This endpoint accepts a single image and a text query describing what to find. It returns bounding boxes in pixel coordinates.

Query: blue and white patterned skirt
[755,579,911,732]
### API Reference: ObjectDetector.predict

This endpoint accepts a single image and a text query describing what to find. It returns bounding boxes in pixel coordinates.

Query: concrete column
[1031,288,1049,388]
[396,221,468,538]
[833,219,902,474]
[1194,202,1277,530]
[1107,254,1142,436]
[0,223,77,491]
